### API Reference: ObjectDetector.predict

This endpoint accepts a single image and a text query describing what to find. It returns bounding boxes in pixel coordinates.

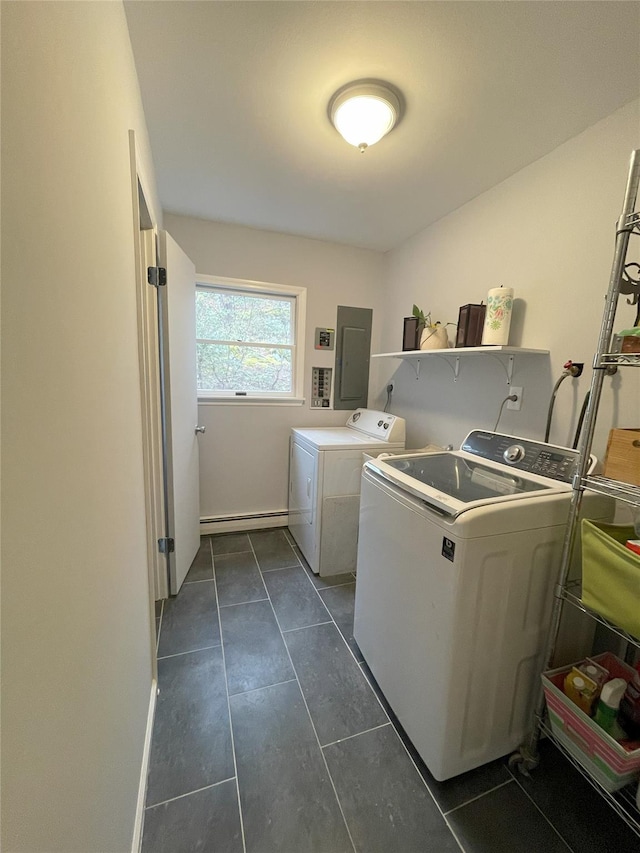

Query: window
[196,275,306,403]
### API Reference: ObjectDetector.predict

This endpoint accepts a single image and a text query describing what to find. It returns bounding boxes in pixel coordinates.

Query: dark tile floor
[143,528,640,853]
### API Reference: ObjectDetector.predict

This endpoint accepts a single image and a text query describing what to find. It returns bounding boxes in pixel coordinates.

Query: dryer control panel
[461,431,584,483]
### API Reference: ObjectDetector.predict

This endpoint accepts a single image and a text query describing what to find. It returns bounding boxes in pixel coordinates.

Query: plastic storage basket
[542,652,640,792]
[581,519,640,637]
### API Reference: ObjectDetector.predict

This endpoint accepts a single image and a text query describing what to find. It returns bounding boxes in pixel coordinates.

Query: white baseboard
[131,680,157,853]
[200,511,289,536]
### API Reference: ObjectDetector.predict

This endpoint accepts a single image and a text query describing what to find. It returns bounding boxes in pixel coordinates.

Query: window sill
[198,396,306,407]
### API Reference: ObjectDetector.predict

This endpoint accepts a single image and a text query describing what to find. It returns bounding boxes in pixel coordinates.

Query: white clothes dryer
[354,430,612,780]
[288,409,405,576]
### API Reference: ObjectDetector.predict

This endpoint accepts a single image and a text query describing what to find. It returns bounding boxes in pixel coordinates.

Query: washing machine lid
[366,450,571,518]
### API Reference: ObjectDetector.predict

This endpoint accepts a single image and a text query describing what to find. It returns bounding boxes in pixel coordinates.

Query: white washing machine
[353,431,613,780]
[288,409,405,576]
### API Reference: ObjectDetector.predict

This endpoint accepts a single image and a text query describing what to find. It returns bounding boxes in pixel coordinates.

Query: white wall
[164,214,384,523]
[380,100,640,461]
[2,3,160,850]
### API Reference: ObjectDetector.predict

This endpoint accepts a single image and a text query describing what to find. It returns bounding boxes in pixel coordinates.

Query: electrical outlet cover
[507,386,523,411]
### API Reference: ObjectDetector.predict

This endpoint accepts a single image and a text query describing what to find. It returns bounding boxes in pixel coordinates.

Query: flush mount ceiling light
[329,80,403,153]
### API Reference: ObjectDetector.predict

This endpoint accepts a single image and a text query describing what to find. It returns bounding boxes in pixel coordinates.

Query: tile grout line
[145,777,237,811]
[183,577,215,585]
[228,678,298,699]
[356,661,466,853]
[214,552,252,559]
[316,580,357,590]
[247,532,359,853]
[219,597,269,609]
[509,765,574,852]
[281,620,334,634]
[259,562,303,574]
[291,555,365,668]
[157,643,222,661]
[211,537,248,853]
[442,777,514,816]
[321,722,392,750]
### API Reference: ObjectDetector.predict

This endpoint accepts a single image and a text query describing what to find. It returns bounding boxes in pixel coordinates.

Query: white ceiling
[124,1,640,252]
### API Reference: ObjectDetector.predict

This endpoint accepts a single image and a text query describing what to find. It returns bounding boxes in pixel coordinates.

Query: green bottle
[594,678,627,738]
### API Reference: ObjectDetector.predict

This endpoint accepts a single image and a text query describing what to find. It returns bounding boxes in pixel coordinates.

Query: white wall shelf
[372,346,549,383]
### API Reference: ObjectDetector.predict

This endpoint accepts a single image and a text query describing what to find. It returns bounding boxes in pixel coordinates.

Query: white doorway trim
[128,129,165,853]
[129,131,168,604]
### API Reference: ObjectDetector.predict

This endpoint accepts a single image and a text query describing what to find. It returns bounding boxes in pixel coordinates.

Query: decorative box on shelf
[455,303,486,347]
[603,428,640,487]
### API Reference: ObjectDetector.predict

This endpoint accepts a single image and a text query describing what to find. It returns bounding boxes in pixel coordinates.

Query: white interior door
[159,230,201,594]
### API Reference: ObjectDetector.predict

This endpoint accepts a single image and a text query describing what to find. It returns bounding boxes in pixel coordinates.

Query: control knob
[503,444,525,464]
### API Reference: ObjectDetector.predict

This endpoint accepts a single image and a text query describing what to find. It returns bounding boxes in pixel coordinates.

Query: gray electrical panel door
[334,305,372,411]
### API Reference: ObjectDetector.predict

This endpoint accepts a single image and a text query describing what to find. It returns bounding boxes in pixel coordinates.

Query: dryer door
[288,438,318,569]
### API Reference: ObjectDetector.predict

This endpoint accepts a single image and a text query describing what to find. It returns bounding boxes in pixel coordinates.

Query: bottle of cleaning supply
[577,658,608,692]
[564,668,599,715]
[593,678,627,738]
[619,663,640,739]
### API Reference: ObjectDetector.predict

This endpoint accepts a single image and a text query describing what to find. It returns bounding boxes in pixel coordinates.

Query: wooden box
[402,317,420,351]
[455,303,486,347]
[621,336,640,354]
[603,428,640,486]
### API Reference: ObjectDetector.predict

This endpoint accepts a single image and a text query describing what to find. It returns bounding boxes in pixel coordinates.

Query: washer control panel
[462,431,581,483]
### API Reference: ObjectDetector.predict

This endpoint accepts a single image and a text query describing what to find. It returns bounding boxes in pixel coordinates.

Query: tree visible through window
[196,283,299,395]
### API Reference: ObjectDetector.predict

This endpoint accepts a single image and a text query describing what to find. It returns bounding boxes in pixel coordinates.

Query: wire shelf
[598,352,640,367]
[538,716,640,838]
[581,475,640,505]
[561,582,640,649]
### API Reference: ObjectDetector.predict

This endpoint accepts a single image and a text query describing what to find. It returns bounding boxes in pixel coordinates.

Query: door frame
[129,131,169,613]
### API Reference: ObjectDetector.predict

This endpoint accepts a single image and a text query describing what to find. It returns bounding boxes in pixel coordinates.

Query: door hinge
[147,266,167,287]
[158,537,175,554]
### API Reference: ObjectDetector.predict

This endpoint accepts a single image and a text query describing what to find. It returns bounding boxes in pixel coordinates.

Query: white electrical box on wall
[311,366,333,408]
[314,327,335,350]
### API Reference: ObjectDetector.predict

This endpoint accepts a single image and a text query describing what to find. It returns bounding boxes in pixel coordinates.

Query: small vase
[420,325,449,350]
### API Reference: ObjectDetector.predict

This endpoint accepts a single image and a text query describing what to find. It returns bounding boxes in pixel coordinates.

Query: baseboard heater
[200,510,288,535]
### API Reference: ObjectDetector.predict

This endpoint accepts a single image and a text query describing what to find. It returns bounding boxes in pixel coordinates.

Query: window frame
[195,274,306,405]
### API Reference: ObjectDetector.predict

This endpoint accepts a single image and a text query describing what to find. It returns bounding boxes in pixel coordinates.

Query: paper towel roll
[482,287,514,346]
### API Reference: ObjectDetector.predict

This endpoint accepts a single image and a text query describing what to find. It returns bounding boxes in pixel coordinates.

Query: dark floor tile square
[146,647,234,806]
[250,528,299,571]
[215,551,266,607]
[511,739,640,852]
[184,539,213,582]
[324,725,459,853]
[157,581,219,658]
[211,532,251,556]
[447,779,569,853]
[230,680,353,853]
[154,600,163,618]
[220,599,294,695]
[284,621,387,745]
[142,780,242,853]
[263,565,331,630]
[318,582,363,661]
